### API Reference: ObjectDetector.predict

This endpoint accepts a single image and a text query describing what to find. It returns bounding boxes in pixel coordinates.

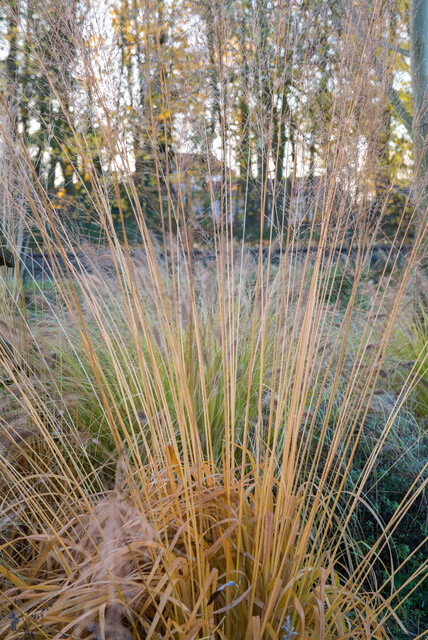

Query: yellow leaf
[0,563,26,588]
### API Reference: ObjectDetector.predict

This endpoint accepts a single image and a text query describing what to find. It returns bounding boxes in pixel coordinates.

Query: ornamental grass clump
[0,0,427,638]
[1,456,390,639]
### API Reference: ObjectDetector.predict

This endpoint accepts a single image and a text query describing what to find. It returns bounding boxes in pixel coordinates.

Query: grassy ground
[0,239,426,639]
[0,0,426,634]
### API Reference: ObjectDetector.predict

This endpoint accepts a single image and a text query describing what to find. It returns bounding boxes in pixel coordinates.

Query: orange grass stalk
[0,0,426,638]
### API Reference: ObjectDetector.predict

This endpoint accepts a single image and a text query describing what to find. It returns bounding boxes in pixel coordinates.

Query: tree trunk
[411,0,428,220]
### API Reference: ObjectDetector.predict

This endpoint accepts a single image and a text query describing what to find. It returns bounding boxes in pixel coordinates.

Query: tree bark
[411,0,428,220]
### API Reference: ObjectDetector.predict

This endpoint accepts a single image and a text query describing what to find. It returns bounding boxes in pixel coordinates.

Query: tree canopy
[0,0,422,242]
